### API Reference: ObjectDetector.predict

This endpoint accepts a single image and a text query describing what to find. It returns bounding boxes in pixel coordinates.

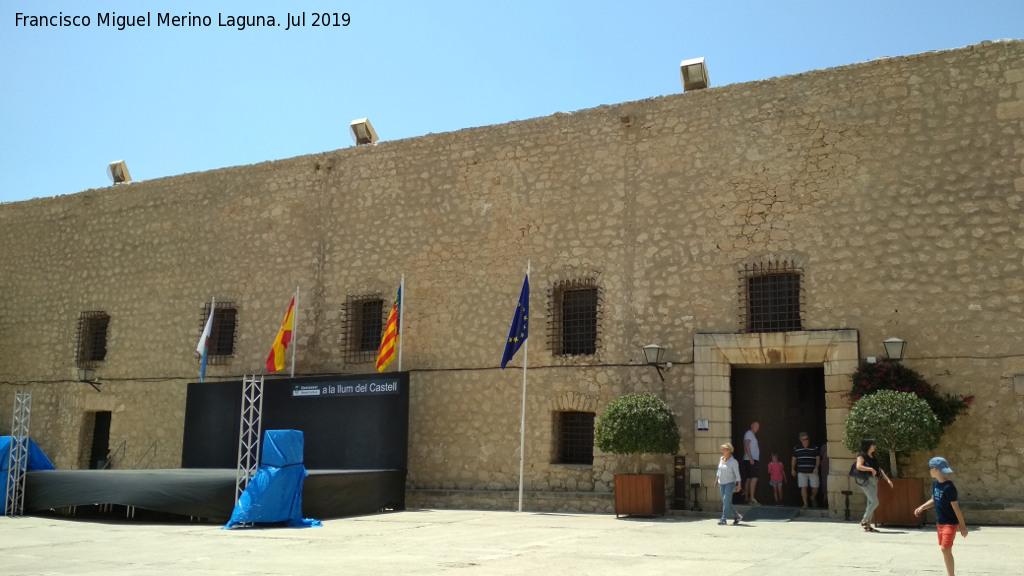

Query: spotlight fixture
[107,160,131,184]
[349,118,379,145]
[680,57,710,91]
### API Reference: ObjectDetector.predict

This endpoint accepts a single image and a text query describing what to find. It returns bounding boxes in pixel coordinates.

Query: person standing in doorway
[818,441,830,504]
[767,452,786,505]
[742,421,761,505]
[791,432,821,508]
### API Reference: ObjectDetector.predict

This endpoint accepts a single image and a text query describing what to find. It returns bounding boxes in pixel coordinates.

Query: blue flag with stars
[500,275,529,369]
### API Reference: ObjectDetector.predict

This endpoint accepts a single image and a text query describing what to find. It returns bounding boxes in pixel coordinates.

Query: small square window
[342,294,386,363]
[740,261,803,333]
[201,302,238,363]
[555,411,595,465]
[76,311,110,367]
[357,299,384,352]
[549,280,600,356]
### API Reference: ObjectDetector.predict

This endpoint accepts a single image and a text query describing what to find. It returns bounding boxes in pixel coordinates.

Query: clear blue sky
[1,1,1021,204]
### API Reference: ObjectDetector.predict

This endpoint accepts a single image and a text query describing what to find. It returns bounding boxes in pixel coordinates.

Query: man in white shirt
[743,421,761,505]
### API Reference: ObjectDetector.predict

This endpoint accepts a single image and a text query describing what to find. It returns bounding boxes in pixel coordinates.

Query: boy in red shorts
[914,457,968,576]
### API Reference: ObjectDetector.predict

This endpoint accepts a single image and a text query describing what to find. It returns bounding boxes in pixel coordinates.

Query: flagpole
[290,286,299,378]
[518,260,530,512]
[397,274,405,372]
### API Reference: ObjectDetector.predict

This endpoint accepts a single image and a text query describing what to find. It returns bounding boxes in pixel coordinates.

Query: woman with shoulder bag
[855,438,893,532]
[715,443,743,525]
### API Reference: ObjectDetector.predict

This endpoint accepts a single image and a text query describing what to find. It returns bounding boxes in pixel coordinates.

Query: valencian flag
[266,297,295,373]
[375,284,402,372]
[500,275,529,369]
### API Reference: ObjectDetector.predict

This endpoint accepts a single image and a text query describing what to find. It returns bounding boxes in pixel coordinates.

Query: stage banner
[291,376,400,399]
[183,373,410,471]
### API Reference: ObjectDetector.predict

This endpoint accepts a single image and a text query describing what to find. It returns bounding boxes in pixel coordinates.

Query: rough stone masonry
[1,40,1022,521]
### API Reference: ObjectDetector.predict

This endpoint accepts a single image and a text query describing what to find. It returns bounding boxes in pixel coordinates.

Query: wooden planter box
[614,474,665,518]
[874,478,925,526]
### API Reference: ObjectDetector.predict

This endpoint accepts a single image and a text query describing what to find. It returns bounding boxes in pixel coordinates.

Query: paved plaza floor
[2,509,1019,575]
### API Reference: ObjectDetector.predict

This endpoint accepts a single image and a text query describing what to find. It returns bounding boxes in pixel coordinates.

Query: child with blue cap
[914,457,968,576]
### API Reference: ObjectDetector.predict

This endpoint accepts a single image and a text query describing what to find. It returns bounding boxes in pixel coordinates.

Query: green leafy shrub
[595,393,680,458]
[842,390,941,477]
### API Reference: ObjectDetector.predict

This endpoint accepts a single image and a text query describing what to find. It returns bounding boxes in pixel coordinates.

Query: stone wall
[2,41,1022,520]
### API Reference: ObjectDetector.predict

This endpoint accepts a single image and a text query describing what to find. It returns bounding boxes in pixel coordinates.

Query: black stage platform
[25,468,405,521]
[21,375,412,522]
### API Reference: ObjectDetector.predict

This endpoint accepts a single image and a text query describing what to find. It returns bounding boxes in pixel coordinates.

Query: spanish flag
[375,285,402,372]
[266,297,295,373]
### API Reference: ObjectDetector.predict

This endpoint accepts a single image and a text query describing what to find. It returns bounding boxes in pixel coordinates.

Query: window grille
[549,279,601,356]
[739,260,803,333]
[341,294,386,363]
[76,311,110,367]
[555,411,595,465]
[201,302,237,364]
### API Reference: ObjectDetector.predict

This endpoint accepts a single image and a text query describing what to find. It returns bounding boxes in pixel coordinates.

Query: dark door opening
[89,411,111,469]
[730,367,826,507]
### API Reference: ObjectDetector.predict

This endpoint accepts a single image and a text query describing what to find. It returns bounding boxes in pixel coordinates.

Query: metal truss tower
[4,392,32,517]
[234,375,264,505]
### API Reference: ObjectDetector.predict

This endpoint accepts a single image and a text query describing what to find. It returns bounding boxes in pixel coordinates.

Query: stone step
[668,504,837,521]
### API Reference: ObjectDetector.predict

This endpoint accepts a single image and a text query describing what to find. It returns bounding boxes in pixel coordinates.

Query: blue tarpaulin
[0,436,55,473]
[224,430,321,528]
[2,436,55,516]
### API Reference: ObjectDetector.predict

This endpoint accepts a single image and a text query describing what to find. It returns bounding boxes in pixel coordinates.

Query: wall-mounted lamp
[107,160,131,184]
[349,118,378,145]
[680,57,710,91]
[883,337,906,361]
[642,344,670,381]
[78,367,101,392]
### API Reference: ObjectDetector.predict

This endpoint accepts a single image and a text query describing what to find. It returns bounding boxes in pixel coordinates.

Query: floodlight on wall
[883,337,907,361]
[680,57,710,91]
[349,118,379,145]
[107,160,131,184]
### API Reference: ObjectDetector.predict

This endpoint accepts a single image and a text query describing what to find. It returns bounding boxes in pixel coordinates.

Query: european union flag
[500,275,529,369]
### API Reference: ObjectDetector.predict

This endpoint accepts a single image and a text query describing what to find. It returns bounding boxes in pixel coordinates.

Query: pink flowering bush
[848,360,972,431]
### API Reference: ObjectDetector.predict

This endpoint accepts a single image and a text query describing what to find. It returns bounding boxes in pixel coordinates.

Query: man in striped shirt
[791,432,821,508]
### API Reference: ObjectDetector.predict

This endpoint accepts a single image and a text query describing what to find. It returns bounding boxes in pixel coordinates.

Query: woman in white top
[715,442,743,525]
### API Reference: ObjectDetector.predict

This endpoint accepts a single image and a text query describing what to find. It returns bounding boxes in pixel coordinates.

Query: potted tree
[844,360,972,526]
[843,390,940,526]
[843,390,942,478]
[594,393,680,518]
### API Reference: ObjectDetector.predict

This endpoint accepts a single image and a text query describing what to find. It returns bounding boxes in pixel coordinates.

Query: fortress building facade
[2,41,1023,521]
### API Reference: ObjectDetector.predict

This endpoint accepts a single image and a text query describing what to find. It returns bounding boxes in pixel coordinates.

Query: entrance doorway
[731,367,826,507]
[88,411,112,470]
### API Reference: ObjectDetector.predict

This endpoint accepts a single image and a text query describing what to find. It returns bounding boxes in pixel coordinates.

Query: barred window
[201,302,238,363]
[555,411,595,465]
[740,261,803,333]
[76,311,110,367]
[549,279,601,356]
[341,294,386,363]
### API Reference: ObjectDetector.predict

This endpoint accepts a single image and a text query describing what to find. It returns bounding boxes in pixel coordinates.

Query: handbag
[849,462,871,485]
